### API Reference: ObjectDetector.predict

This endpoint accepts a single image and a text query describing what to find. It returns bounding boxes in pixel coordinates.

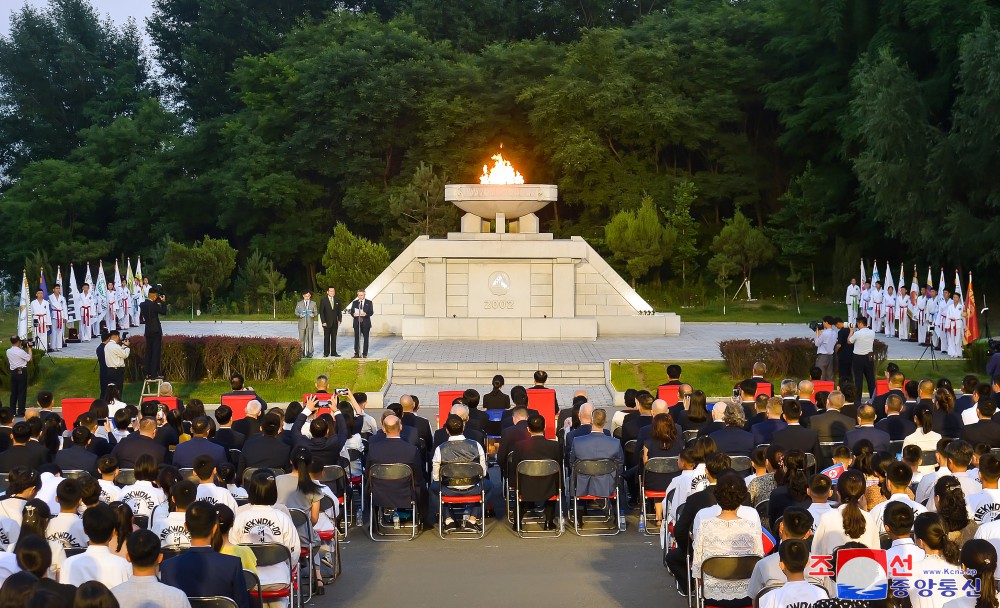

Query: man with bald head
[558,390,590,430]
[565,403,608,460]
[796,380,818,421]
[367,415,425,512]
[432,404,485,449]
[497,406,531,483]
[669,384,692,421]
[400,394,433,463]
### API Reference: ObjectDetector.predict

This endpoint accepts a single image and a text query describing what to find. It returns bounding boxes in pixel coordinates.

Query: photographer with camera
[813,316,837,382]
[848,317,877,404]
[7,335,32,416]
[104,330,130,388]
[139,286,167,379]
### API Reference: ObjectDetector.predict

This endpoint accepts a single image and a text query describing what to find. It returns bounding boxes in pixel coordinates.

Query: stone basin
[445,184,557,219]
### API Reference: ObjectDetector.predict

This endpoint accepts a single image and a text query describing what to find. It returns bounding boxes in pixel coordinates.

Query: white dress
[691,516,764,601]
[811,504,880,557]
[908,554,972,608]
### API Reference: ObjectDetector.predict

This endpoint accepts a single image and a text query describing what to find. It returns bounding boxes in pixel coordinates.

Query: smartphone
[732,388,740,400]
[335,388,349,396]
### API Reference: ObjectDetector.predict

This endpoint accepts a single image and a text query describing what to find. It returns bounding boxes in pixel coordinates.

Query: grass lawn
[28,357,387,404]
[611,358,985,398]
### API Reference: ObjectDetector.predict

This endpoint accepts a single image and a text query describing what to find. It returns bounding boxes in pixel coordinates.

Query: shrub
[719,337,889,380]
[0,348,42,390]
[965,339,989,372]
[126,335,300,382]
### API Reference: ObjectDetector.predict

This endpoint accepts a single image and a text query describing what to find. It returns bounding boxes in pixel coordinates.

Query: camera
[120,331,129,341]
[335,388,349,396]
[808,320,823,331]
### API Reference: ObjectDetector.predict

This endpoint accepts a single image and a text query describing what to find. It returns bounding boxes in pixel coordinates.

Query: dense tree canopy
[2,0,999,304]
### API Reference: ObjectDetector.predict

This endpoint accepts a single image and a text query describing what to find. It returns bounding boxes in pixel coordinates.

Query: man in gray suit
[295,290,318,358]
[570,408,623,499]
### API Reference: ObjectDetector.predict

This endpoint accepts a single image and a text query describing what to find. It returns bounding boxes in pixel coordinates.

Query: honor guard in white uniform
[48,285,67,351]
[29,290,50,352]
[78,283,94,342]
[846,279,861,326]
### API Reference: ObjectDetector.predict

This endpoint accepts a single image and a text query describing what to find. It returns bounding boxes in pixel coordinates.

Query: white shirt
[6,346,30,371]
[814,328,837,354]
[227,484,248,501]
[36,473,62,514]
[151,511,191,549]
[0,552,19,586]
[807,502,835,533]
[120,481,166,518]
[60,544,132,587]
[848,327,877,355]
[812,503,880,556]
[98,479,122,504]
[105,341,130,369]
[46,512,88,549]
[975,518,1000,556]
[195,483,239,513]
[846,284,861,305]
[925,471,981,513]
[908,554,970,608]
[759,579,828,608]
[869,493,927,531]
[431,435,487,484]
[887,537,926,572]
[962,407,982,426]
[664,464,709,523]
[967,487,1000,524]
[30,299,50,328]
[229,504,300,586]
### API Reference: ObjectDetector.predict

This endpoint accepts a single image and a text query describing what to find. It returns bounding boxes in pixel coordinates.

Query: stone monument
[363,152,680,340]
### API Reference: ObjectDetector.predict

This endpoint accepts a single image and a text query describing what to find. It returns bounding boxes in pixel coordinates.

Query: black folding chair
[729,456,752,475]
[570,458,621,537]
[514,459,563,538]
[115,468,136,486]
[368,463,420,542]
[696,555,760,608]
[62,470,92,481]
[640,456,680,536]
[243,543,297,608]
[189,598,239,608]
[318,465,349,540]
[437,462,486,540]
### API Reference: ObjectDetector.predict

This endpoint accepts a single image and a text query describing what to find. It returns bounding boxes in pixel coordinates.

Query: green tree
[662,179,700,289]
[233,250,271,313]
[258,261,287,319]
[316,224,391,295]
[157,237,237,311]
[387,162,457,249]
[604,195,674,287]
[0,0,150,179]
[706,211,775,300]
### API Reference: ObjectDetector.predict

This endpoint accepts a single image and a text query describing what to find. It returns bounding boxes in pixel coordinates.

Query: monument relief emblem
[488,271,511,296]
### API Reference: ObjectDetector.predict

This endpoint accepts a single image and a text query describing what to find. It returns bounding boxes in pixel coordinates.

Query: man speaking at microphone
[350,289,374,359]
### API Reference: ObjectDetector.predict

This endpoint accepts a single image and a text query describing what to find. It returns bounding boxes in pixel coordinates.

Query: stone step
[389,361,607,386]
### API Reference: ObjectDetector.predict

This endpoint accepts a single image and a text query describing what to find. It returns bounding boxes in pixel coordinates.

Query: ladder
[140,378,164,400]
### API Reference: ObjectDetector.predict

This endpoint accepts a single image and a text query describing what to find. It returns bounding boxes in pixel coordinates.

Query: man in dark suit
[735,379,760,422]
[620,393,654,449]
[211,405,246,453]
[173,416,229,469]
[740,361,774,396]
[511,414,563,529]
[76,413,111,458]
[137,286,167,379]
[664,453,730,592]
[431,405,485,450]
[751,397,787,445]
[497,407,531,481]
[231,399,263,439]
[237,413,290,477]
[160,502,251,608]
[796,380,819,423]
[366,415,425,512]
[53,426,98,475]
[876,394,917,440]
[835,318,854,386]
[349,289,374,358]
[955,375,979,414]
[501,386,538,430]
[659,364,683,387]
[110,418,167,469]
[460,389,489,434]
[290,398,348,467]
[872,371,906,420]
[845,405,892,453]
[809,390,856,444]
[96,332,110,397]
[962,400,1000,447]
[770,401,820,457]
[569,409,623,499]
[318,286,343,358]
[746,394,769,431]
[709,403,754,457]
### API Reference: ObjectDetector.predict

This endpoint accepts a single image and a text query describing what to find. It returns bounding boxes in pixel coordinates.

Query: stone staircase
[388,361,607,386]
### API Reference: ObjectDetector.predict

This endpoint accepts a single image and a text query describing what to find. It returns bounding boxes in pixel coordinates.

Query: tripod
[915,326,938,371]
[27,323,56,367]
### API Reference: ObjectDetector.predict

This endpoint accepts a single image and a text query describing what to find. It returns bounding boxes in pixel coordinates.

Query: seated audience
[431,415,490,533]
[709,403,753,457]
[119,455,166,520]
[229,472,299,597]
[46,479,87,549]
[237,413,290,478]
[60,503,131,587]
[908,512,965,608]
[171,416,227,469]
[812,470,879,555]
[758,539,828,608]
[111,529,191,608]
[13,534,75,605]
[0,422,49,473]
[110,418,167,469]
[151,481,196,549]
[190,455,238,512]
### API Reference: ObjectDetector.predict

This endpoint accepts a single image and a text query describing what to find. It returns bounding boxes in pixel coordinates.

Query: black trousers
[145,332,162,377]
[852,353,876,403]
[323,323,339,356]
[9,367,27,416]
[354,323,370,357]
[108,367,125,390]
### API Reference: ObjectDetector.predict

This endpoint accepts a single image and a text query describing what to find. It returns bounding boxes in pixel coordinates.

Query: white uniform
[870,287,884,332]
[77,290,94,341]
[884,289,896,337]
[860,287,872,325]
[130,284,142,326]
[916,295,929,343]
[897,291,909,339]
[946,302,965,358]
[845,284,861,325]
[105,288,117,332]
[925,296,939,347]
[48,293,66,350]
[931,296,946,348]
[115,286,129,327]
[29,298,50,352]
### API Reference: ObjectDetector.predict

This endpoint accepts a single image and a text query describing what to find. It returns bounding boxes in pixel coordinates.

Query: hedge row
[0,349,42,390]
[125,335,302,382]
[719,337,889,380]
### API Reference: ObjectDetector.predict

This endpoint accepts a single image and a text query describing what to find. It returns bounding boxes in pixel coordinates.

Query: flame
[480,150,524,185]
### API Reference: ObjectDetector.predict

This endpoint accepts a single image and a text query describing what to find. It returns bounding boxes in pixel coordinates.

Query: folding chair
[368,464,420,541]
[316,495,341,581]
[729,456,752,476]
[134,515,149,530]
[189,598,239,608]
[485,409,503,466]
[288,508,314,605]
[160,546,186,561]
[919,449,938,467]
[683,430,700,446]
[318,465,349,541]
[696,555,760,608]
[623,439,639,503]
[179,468,198,482]
[805,453,817,474]
[437,462,486,540]
[243,569,262,600]
[62,470,91,481]
[514,459,563,538]
[819,442,840,463]
[889,440,904,456]
[345,450,365,523]
[755,500,770,534]
[504,452,517,525]
[753,585,782,608]
[64,547,87,557]
[244,542,297,608]
[640,457,680,536]
[570,458,621,537]
[228,449,242,466]
[115,468,136,487]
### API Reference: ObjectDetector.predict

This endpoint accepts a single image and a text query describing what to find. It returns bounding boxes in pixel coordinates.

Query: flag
[938,268,945,296]
[135,256,143,285]
[66,265,80,323]
[954,270,963,301]
[926,267,933,291]
[911,265,919,294]
[95,261,108,319]
[55,265,62,288]
[821,463,846,482]
[126,258,135,293]
[39,268,48,300]
[17,270,29,340]
[860,259,867,286]
[113,260,122,291]
[965,272,979,345]
[899,263,905,293]
[884,262,894,292]
[872,259,881,286]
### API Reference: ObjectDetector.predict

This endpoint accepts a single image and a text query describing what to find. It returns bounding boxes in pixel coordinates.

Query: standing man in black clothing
[834,317,853,386]
[7,336,31,417]
[96,331,110,396]
[138,287,167,379]
[318,287,342,358]
[350,289,374,358]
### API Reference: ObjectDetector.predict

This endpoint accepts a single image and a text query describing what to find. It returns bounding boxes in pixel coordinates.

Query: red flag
[964,272,979,345]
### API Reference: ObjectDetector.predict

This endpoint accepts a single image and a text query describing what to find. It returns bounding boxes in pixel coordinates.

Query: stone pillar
[496,212,506,234]
[461,213,482,233]
[518,213,540,234]
[553,258,576,317]
[424,258,446,317]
